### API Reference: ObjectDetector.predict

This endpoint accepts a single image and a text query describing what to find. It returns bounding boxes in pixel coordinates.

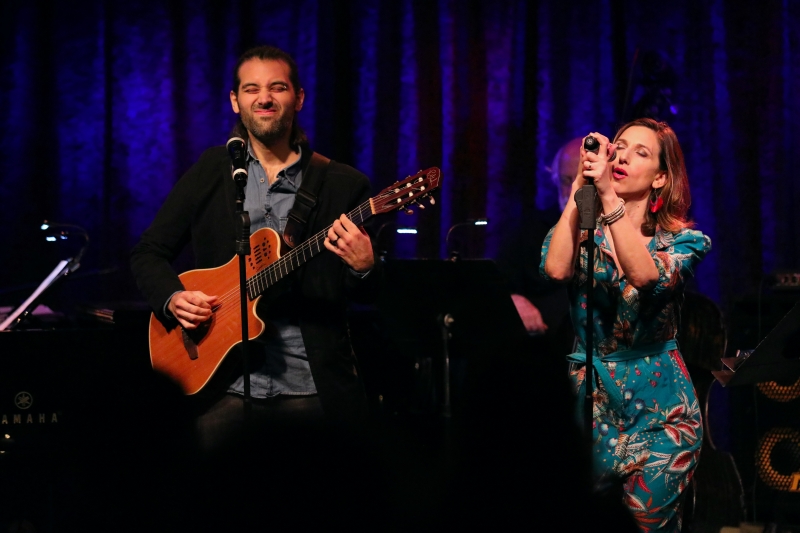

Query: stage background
[2,0,798,314]
[3,0,800,528]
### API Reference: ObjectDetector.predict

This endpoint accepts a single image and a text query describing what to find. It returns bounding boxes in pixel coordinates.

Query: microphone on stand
[584,135,617,162]
[578,135,602,442]
[227,137,248,186]
[226,136,252,407]
[575,137,601,225]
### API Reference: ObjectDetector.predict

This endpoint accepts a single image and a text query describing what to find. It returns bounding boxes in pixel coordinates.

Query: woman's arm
[543,192,581,282]
[582,132,660,290]
[543,142,590,282]
[603,198,659,290]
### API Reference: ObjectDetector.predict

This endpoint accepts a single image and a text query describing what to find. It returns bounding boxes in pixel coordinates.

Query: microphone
[226,136,248,185]
[584,135,617,162]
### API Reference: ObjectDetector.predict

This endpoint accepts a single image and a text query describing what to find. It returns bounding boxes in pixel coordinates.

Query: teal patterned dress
[540,224,712,532]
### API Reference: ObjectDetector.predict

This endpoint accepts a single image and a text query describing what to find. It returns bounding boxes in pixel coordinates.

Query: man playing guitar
[130,45,382,453]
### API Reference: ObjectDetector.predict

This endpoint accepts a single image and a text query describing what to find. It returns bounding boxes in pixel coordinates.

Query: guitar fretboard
[246,200,372,299]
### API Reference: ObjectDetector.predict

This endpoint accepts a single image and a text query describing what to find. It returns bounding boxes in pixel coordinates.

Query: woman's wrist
[600,198,625,226]
[599,193,621,213]
[569,180,582,200]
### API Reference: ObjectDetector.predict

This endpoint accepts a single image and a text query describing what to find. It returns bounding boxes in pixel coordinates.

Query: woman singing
[540,118,712,531]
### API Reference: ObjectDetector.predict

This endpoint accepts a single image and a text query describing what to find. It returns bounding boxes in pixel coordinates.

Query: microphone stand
[575,136,600,441]
[233,174,252,421]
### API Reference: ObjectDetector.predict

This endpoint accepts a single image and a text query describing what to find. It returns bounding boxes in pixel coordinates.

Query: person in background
[496,137,580,352]
[551,137,584,211]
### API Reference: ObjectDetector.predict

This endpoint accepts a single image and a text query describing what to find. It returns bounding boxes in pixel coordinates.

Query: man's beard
[241,103,295,147]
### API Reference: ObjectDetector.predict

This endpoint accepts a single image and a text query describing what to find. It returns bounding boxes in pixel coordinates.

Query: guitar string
[247,178,431,292]
[220,174,432,310]
[192,176,432,327]
[205,199,374,323]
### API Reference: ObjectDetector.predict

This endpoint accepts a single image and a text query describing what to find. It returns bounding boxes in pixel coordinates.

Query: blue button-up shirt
[228,144,316,397]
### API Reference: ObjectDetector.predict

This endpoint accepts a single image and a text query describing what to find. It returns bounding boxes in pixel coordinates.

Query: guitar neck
[246,199,373,299]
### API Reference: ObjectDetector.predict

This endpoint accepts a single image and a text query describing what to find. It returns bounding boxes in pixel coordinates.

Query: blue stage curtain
[1,0,799,314]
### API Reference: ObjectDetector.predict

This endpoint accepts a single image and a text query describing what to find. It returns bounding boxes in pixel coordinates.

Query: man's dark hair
[231,45,307,148]
[232,45,301,93]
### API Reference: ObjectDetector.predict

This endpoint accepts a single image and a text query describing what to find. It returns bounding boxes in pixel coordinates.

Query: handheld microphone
[584,135,617,162]
[226,136,248,185]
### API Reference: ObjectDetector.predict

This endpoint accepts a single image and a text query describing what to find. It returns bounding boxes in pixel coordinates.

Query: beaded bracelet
[600,198,625,226]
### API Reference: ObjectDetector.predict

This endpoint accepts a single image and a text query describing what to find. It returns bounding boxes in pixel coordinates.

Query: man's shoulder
[197,145,229,164]
[314,153,370,184]
[179,145,228,181]
[331,161,368,179]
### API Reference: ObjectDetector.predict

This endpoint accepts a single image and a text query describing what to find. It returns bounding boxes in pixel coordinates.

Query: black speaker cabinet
[725,293,800,526]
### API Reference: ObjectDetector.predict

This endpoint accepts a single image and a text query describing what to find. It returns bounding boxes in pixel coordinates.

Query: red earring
[649,196,663,213]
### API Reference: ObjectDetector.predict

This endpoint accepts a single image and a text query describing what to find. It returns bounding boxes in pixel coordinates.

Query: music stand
[375,259,531,419]
[712,300,800,387]
[372,258,584,517]
[0,260,72,331]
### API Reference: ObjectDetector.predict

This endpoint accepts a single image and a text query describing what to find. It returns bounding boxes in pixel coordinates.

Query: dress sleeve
[651,229,712,298]
[537,226,557,281]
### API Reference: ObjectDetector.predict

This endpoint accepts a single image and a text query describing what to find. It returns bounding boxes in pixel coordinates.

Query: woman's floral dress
[540,224,712,532]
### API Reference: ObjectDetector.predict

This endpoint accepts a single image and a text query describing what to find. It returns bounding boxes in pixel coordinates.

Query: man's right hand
[168,291,219,330]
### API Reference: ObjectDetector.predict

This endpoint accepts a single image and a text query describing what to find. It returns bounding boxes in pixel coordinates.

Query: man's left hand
[324,214,374,273]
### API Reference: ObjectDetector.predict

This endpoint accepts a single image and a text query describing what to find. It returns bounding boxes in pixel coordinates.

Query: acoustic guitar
[149,167,441,395]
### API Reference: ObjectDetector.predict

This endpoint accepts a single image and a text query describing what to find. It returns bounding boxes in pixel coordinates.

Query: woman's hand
[543,131,617,283]
[580,132,618,201]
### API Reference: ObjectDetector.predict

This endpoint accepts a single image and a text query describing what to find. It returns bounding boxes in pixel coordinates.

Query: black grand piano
[0,291,194,530]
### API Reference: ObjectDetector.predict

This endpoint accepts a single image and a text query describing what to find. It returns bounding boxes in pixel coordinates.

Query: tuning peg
[404,207,414,215]
[429,197,436,205]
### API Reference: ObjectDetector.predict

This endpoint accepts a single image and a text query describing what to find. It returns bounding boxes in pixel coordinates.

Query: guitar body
[149,227,283,395]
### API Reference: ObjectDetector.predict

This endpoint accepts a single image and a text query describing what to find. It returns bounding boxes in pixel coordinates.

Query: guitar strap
[283,151,331,248]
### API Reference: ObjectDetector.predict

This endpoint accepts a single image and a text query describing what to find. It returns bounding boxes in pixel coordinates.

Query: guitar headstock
[372,167,442,216]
